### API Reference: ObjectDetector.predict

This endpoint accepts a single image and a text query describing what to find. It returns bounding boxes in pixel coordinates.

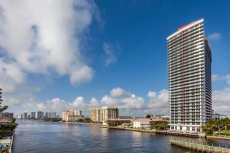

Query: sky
[0,0,230,117]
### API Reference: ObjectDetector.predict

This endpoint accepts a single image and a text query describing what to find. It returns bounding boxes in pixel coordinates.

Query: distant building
[155,114,164,118]
[36,111,44,119]
[212,113,220,119]
[162,116,170,121]
[62,110,83,121]
[56,115,60,118]
[67,115,83,121]
[74,110,82,116]
[118,116,132,119]
[23,112,28,119]
[220,114,227,119]
[44,112,56,118]
[49,112,56,118]
[31,112,36,118]
[16,114,22,119]
[133,118,166,129]
[44,112,49,118]
[2,112,14,118]
[0,118,12,124]
[28,114,31,119]
[133,119,154,129]
[90,106,119,122]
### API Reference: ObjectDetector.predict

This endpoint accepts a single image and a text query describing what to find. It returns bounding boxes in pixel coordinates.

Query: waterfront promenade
[170,138,230,153]
[101,126,230,141]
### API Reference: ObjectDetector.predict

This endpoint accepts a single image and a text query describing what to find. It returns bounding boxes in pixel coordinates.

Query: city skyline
[0,1,230,117]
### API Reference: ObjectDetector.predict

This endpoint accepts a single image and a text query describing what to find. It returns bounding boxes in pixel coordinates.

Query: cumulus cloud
[147,91,156,98]
[213,87,230,115]
[0,0,99,93]
[110,87,131,98]
[211,74,230,84]
[17,85,230,117]
[148,90,169,113]
[11,87,169,117]
[222,75,230,84]
[102,42,120,66]
[208,32,221,40]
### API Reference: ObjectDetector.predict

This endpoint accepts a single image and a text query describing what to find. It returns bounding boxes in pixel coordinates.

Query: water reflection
[13,120,230,153]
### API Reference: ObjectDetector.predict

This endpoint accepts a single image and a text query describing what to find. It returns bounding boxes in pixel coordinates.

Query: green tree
[205,119,217,136]
[0,88,18,153]
[214,120,223,136]
[77,118,84,122]
[152,121,169,130]
[222,118,230,137]
[0,106,8,112]
[107,120,112,126]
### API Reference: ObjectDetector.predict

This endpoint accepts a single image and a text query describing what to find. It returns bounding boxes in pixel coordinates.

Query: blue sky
[0,0,230,117]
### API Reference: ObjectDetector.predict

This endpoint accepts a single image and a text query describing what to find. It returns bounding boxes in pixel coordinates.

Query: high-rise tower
[167,19,212,132]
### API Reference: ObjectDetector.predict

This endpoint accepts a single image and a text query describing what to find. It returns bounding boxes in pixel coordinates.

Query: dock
[170,138,230,153]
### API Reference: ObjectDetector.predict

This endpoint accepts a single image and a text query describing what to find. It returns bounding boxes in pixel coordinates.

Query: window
[186,127,190,131]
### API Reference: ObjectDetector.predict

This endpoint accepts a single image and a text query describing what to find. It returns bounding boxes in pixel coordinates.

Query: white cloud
[148,89,169,114]
[212,74,218,82]
[147,91,156,98]
[208,32,221,40]
[89,97,100,107]
[222,75,230,84]
[0,59,26,93]
[8,87,169,117]
[213,87,230,115]
[110,87,131,98]
[102,42,119,66]
[211,74,230,84]
[6,86,230,117]
[0,0,99,91]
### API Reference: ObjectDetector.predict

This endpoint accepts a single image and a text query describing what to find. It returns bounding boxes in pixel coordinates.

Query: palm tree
[214,120,223,136]
[222,118,230,137]
[205,119,217,136]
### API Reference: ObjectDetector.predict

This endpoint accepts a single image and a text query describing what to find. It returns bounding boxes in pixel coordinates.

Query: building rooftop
[167,18,204,40]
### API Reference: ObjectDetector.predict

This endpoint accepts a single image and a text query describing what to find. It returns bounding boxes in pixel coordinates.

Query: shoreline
[65,122,91,124]
[102,126,230,141]
[207,136,230,140]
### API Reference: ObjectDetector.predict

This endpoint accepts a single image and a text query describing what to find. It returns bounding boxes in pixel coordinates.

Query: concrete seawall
[101,126,201,138]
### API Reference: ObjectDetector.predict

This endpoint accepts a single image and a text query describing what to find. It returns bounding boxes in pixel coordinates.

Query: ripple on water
[12,120,230,153]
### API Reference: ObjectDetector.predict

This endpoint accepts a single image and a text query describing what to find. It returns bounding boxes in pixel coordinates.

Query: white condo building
[167,19,212,132]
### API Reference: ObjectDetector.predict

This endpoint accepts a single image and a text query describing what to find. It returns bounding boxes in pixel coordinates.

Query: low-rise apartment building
[133,118,167,129]
[90,106,119,122]
[62,110,83,121]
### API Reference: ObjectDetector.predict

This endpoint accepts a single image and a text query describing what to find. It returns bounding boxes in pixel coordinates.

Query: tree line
[201,118,230,136]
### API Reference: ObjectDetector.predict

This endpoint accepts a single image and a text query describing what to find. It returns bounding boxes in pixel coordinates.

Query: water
[13,120,230,153]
